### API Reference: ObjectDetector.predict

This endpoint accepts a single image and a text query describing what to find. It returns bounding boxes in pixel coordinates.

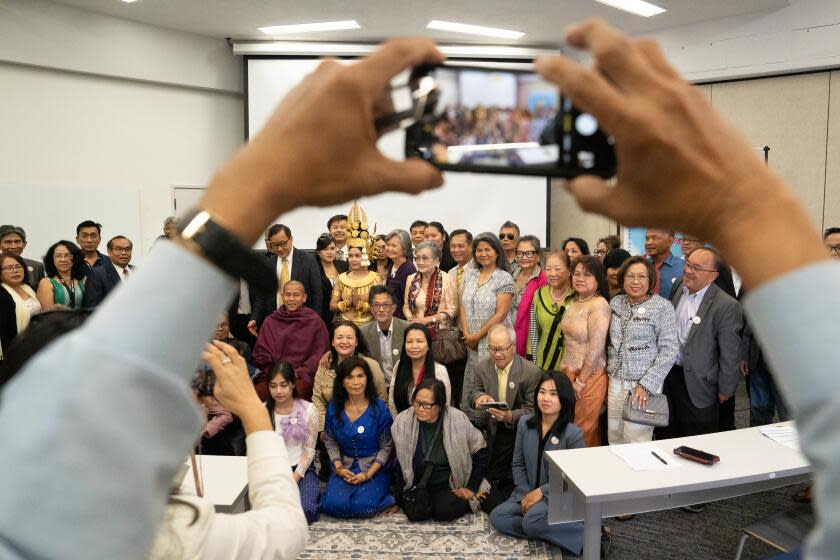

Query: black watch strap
[177,208,277,294]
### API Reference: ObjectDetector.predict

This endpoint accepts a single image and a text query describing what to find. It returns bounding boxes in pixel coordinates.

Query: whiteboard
[0,183,142,264]
[247,58,549,249]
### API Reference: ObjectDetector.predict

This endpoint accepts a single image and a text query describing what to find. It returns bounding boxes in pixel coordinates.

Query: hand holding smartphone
[391,64,616,179]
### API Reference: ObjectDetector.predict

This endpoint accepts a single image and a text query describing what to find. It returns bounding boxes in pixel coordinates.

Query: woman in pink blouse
[403,241,458,331]
[558,255,612,447]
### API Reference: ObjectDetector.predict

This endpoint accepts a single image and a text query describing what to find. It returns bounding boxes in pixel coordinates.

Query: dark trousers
[446,356,468,409]
[656,365,719,439]
[428,482,472,521]
[230,313,256,350]
[719,397,736,431]
[482,426,517,513]
[748,363,791,426]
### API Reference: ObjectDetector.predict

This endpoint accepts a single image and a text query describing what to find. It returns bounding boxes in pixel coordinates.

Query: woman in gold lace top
[330,246,383,325]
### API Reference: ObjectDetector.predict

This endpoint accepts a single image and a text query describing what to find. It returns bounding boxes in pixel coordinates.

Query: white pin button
[290,417,298,425]
[551,436,559,445]
[692,316,701,325]
[637,307,646,315]
[392,349,399,356]
[509,381,515,389]
[357,426,365,434]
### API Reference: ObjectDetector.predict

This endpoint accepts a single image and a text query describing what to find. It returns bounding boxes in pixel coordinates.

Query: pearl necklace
[576,293,596,303]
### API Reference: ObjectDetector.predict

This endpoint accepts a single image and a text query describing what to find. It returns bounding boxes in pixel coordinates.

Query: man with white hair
[462,323,541,512]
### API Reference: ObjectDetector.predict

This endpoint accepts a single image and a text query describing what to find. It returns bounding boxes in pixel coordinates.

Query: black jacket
[251,249,323,327]
[83,262,135,308]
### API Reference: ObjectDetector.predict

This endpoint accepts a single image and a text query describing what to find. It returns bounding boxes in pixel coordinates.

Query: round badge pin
[509,381,515,389]
[637,307,646,316]
[692,316,702,325]
[551,436,560,445]
[392,349,399,356]
[290,417,298,425]
[357,426,365,434]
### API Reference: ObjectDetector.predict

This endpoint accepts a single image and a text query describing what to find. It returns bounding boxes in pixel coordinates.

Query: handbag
[402,420,443,522]
[622,390,669,427]
[431,312,467,365]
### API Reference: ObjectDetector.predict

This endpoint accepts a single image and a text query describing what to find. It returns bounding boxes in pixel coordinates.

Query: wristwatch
[177,208,277,293]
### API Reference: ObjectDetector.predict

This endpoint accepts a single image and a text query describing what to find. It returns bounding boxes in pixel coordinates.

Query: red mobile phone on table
[674,446,720,465]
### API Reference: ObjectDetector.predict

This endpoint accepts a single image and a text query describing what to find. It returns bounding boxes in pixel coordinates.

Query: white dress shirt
[674,282,711,365]
[113,263,130,280]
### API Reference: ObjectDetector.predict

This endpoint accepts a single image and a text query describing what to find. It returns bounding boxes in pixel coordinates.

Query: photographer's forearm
[238,403,273,435]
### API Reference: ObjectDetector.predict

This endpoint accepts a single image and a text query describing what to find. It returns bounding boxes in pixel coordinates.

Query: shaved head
[282,281,307,312]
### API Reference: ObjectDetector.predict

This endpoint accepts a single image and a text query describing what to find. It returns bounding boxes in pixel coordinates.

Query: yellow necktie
[277,257,290,306]
[496,368,508,402]
[457,266,464,289]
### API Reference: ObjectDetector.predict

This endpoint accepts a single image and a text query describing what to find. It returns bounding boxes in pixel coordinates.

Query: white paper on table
[760,425,800,451]
[610,443,682,471]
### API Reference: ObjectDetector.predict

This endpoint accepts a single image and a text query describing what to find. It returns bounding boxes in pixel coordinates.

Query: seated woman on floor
[321,356,396,518]
[265,361,320,524]
[489,371,585,557]
[392,378,489,522]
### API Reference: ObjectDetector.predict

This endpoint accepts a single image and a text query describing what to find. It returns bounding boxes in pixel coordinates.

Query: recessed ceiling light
[258,20,361,35]
[120,0,139,3]
[594,0,666,17]
[426,20,524,40]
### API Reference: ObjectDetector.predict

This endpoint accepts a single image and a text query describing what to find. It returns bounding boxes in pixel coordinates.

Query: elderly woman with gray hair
[403,241,458,328]
[392,378,489,521]
[385,229,416,320]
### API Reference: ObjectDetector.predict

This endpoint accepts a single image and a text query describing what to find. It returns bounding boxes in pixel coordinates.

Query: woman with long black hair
[489,371,585,556]
[387,323,451,417]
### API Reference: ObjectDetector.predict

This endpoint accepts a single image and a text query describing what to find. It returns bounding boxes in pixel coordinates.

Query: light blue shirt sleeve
[743,260,840,560]
[0,242,236,559]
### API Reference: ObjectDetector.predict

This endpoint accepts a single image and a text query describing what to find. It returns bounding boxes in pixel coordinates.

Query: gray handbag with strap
[622,390,669,427]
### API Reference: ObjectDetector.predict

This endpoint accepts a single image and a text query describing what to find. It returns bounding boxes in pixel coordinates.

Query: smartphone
[399,64,616,178]
[673,446,720,465]
[479,401,511,411]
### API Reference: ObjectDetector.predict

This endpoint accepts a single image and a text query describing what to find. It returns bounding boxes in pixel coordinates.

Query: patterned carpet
[300,511,551,559]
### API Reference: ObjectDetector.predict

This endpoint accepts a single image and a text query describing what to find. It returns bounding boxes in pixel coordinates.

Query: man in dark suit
[658,247,742,440]
[248,224,322,334]
[83,236,135,308]
[461,323,541,513]
[228,278,257,349]
[359,285,408,383]
[0,226,45,290]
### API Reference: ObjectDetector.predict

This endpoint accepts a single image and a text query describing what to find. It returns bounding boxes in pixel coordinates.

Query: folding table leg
[583,502,602,559]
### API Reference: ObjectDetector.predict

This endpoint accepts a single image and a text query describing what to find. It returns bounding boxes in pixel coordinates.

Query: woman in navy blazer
[489,370,585,556]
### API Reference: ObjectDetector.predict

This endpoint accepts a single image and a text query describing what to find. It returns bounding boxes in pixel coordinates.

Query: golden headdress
[346,201,377,266]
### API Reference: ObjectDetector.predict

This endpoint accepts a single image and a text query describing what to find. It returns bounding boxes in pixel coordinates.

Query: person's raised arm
[0,38,445,560]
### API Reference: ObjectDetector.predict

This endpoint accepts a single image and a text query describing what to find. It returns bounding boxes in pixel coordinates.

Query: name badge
[509,381,515,389]
[637,307,646,316]
[551,436,559,445]
[290,417,298,425]
[357,426,365,434]
[692,316,702,325]
[392,349,400,356]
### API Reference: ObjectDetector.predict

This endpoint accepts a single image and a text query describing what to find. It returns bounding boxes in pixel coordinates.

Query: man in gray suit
[461,324,541,512]
[659,247,743,440]
[359,285,408,384]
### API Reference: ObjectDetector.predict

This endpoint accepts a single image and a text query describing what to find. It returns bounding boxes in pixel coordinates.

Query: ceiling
[53,0,790,47]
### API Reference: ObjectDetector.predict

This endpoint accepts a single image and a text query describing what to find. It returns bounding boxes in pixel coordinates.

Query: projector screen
[246,58,549,249]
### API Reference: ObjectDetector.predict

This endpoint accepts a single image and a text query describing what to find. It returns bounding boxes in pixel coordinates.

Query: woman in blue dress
[321,355,396,517]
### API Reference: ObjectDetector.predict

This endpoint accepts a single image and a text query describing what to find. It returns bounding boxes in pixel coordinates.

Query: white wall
[644,0,840,82]
[0,0,244,259]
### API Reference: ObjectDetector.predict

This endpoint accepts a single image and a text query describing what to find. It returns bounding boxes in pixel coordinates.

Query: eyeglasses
[414,255,434,263]
[829,244,840,255]
[499,233,516,241]
[684,261,717,273]
[54,254,73,261]
[515,250,536,259]
[111,247,132,253]
[625,274,649,282]
[371,302,395,310]
[488,343,513,355]
[269,240,290,250]
[1,265,24,272]
[412,401,438,410]
[572,270,593,279]
[593,249,607,256]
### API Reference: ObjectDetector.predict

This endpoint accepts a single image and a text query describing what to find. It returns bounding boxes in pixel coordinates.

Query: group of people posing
[5,214,837,557]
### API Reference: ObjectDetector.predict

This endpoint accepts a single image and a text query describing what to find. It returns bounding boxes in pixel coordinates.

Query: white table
[179,455,249,513]
[546,423,811,559]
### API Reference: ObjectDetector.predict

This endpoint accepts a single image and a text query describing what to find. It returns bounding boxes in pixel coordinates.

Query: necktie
[456,266,464,289]
[122,268,129,280]
[653,261,663,295]
[277,257,290,306]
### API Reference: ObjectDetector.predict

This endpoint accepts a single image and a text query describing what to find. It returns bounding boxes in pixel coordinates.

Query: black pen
[651,451,667,465]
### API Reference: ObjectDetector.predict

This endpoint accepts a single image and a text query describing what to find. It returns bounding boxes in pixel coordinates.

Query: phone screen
[416,66,559,171]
